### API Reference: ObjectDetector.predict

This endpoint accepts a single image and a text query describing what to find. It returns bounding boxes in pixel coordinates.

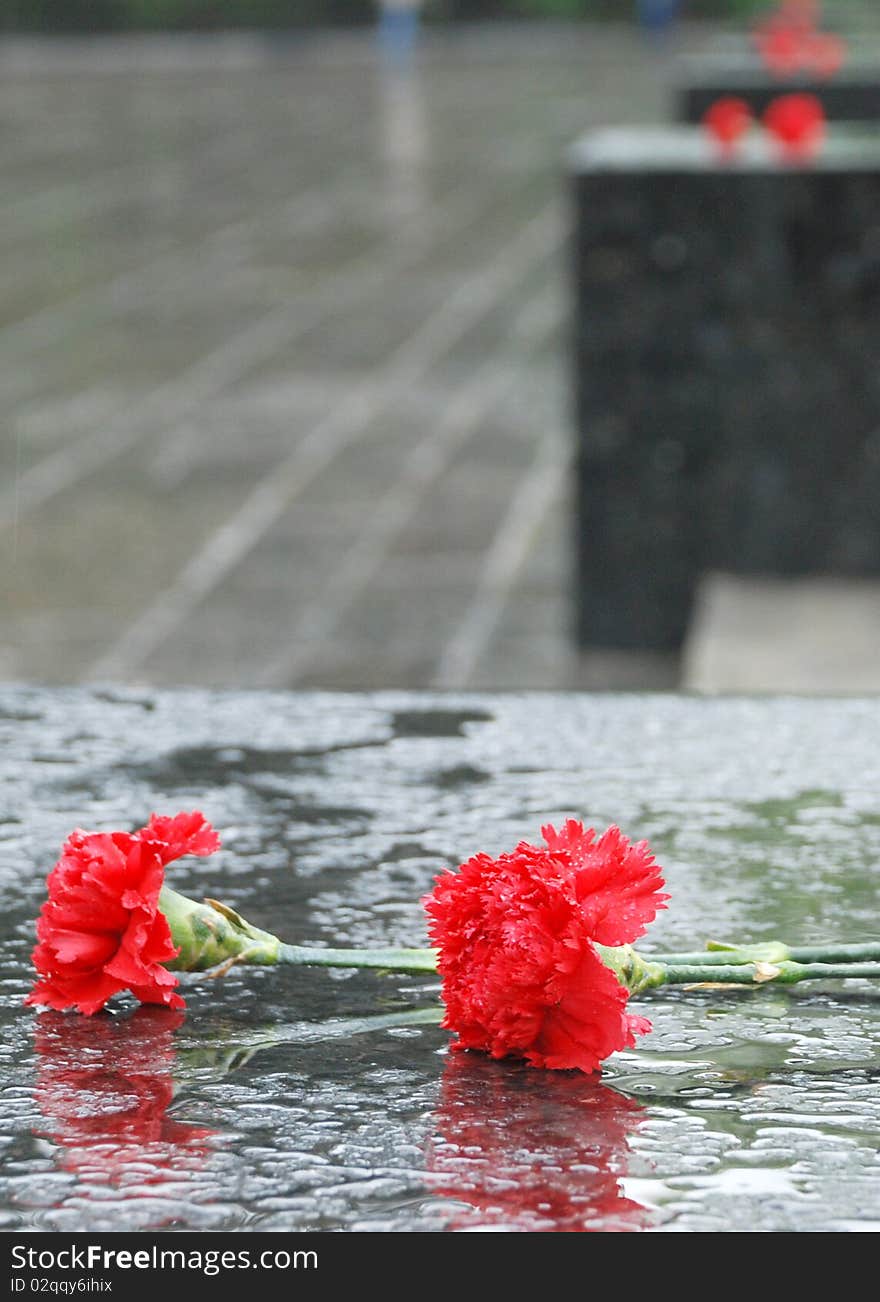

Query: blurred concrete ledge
[683,573,880,694]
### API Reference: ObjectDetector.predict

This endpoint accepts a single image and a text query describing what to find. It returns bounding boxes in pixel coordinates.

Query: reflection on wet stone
[32,1009,215,1214]
[390,708,494,739]
[426,1055,652,1232]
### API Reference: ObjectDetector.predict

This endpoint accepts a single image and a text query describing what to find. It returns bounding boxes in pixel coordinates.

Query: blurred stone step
[683,572,880,692]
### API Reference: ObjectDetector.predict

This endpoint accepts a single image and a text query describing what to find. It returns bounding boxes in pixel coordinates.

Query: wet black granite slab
[1,686,880,1232]
[570,127,880,650]
[678,68,880,123]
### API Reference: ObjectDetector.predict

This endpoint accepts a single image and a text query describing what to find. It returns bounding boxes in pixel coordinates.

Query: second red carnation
[423,821,668,1075]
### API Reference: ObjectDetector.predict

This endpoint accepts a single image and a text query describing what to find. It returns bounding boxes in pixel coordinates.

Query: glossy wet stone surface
[1,687,879,1232]
[571,125,880,654]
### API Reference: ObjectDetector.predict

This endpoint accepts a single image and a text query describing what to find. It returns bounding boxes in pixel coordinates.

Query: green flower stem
[651,941,880,968]
[658,960,880,987]
[159,887,880,993]
[277,944,438,973]
[161,887,439,974]
[650,944,789,967]
[161,887,285,971]
[784,942,880,964]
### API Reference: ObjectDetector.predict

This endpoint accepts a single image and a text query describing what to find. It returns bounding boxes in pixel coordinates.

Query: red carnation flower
[423,821,668,1074]
[25,811,220,1016]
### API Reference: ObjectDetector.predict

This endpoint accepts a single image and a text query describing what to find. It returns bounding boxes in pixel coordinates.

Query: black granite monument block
[570,128,880,651]
[676,47,880,123]
[678,70,880,124]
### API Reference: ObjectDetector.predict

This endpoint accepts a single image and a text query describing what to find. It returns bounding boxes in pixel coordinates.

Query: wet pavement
[0,26,688,692]
[5,23,880,700]
[2,685,880,1231]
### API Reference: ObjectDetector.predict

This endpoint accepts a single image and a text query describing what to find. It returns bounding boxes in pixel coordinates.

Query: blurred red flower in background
[753,1,846,80]
[804,32,846,79]
[757,24,805,77]
[703,98,753,154]
[763,93,826,158]
[423,821,667,1074]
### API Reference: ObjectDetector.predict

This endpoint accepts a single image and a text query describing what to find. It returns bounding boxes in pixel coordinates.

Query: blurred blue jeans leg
[637,0,680,40]
[378,8,419,71]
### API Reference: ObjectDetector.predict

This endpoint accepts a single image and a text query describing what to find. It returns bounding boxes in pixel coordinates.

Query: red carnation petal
[139,914,180,967]
[529,947,640,1073]
[626,1013,653,1040]
[146,963,179,989]
[26,971,125,1017]
[126,984,186,1011]
[119,841,166,912]
[806,33,846,79]
[541,822,668,946]
[139,811,220,865]
[104,944,158,987]
[41,929,118,970]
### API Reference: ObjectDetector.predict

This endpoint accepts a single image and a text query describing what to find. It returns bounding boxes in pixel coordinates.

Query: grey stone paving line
[0,30,671,347]
[0,165,536,532]
[0,25,667,76]
[85,201,561,684]
[0,97,339,242]
[0,90,385,384]
[1,28,689,690]
[0,68,553,414]
[0,182,332,362]
[0,94,379,319]
[0,52,601,363]
[258,281,563,688]
[0,174,350,391]
[431,430,568,689]
[0,131,257,244]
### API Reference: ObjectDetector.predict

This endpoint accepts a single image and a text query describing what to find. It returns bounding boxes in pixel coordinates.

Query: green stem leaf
[277,944,438,973]
[659,960,880,987]
[651,941,880,968]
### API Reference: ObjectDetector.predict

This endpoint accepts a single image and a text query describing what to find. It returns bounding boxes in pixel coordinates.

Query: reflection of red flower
[34,1008,213,1190]
[425,1053,651,1232]
[804,32,846,80]
[703,98,753,154]
[756,23,806,77]
[753,2,846,80]
[26,811,220,1015]
[423,821,667,1074]
[763,93,826,159]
